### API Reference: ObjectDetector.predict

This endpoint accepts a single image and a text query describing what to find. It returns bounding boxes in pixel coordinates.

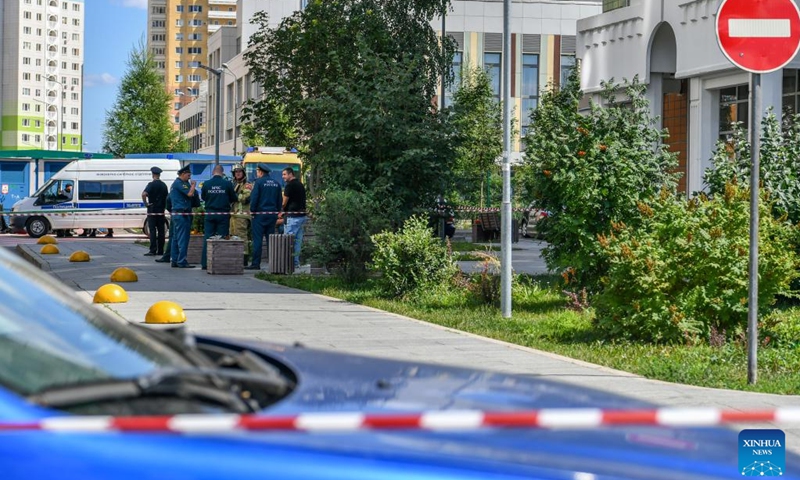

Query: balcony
[208,11,237,20]
[603,0,630,12]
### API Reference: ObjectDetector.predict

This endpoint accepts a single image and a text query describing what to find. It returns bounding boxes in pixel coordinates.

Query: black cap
[177,166,191,175]
[257,163,271,173]
[150,166,163,175]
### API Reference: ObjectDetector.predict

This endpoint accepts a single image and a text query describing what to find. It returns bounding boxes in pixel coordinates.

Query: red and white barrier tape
[3,211,296,217]
[1,408,798,434]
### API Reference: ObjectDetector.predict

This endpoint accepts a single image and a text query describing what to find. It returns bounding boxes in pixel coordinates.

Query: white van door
[73,179,127,231]
[32,179,76,234]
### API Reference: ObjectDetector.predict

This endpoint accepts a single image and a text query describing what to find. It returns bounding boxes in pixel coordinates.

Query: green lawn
[258,273,800,394]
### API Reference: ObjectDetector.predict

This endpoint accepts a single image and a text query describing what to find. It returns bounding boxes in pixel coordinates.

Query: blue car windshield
[0,254,190,396]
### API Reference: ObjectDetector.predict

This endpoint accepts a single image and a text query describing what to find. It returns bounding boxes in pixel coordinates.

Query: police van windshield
[244,163,299,186]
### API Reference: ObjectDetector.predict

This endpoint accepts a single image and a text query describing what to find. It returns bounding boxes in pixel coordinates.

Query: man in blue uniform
[200,165,237,270]
[142,166,169,257]
[169,166,197,268]
[244,164,282,271]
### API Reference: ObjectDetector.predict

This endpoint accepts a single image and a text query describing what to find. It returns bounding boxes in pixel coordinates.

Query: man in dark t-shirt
[280,167,307,270]
[142,167,168,256]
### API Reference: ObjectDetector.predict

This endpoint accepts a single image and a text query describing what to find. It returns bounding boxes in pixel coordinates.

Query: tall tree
[102,40,187,156]
[243,0,455,219]
[449,65,503,207]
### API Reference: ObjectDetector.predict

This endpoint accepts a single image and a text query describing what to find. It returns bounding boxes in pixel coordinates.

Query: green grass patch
[257,272,800,394]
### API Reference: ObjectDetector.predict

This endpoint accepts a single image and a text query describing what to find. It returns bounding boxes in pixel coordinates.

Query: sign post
[716,0,800,384]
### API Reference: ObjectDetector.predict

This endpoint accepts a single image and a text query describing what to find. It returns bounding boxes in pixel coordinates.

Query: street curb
[15,244,50,271]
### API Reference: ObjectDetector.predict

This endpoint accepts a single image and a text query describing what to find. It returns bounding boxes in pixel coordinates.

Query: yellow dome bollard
[40,244,59,255]
[145,301,186,324]
[110,267,138,282]
[93,284,129,304]
[69,250,91,262]
[37,236,57,245]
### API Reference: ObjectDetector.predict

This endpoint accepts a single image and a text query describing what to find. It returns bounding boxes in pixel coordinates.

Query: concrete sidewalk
[16,239,800,451]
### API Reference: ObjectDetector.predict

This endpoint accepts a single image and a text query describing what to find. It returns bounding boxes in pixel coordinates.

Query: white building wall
[578,0,797,194]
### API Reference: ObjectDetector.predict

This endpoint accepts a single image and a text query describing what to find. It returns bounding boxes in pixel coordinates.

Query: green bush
[594,185,799,343]
[520,69,678,288]
[307,189,390,283]
[705,110,800,223]
[371,215,456,296]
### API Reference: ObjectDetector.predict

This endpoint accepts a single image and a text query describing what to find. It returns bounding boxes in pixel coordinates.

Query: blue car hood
[0,336,795,480]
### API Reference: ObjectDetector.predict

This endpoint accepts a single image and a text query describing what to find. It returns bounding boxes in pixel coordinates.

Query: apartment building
[147,0,237,126]
[0,0,85,151]
[183,0,601,157]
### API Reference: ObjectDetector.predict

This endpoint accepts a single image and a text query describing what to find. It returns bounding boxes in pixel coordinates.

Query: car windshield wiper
[28,367,292,413]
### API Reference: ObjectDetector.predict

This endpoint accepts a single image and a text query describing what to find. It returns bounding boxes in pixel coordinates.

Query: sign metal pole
[748,72,761,384]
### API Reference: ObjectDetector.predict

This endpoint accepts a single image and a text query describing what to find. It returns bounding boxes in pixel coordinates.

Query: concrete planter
[187,235,203,265]
[208,239,244,275]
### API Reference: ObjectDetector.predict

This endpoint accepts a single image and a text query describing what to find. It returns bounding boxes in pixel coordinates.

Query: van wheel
[143,220,170,238]
[26,217,50,238]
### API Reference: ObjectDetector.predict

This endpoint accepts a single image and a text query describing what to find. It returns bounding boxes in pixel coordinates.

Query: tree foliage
[102,40,187,156]
[448,65,503,206]
[519,69,678,287]
[243,0,455,220]
[705,110,800,223]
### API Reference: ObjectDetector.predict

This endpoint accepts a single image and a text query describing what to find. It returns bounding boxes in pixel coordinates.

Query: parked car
[520,203,549,239]
[0,247,795,479]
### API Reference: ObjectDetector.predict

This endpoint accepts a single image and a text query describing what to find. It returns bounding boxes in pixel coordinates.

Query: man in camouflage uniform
[230,163,253,266]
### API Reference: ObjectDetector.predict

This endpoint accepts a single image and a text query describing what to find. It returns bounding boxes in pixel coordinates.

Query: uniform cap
[177,166,191,175]
[150,166,163,175]
[257,163,271,173]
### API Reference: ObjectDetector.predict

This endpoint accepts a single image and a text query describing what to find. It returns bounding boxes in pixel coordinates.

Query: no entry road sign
[716,0,800,73]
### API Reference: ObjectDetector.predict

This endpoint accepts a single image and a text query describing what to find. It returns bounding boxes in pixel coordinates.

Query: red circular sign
[717,0,800,73]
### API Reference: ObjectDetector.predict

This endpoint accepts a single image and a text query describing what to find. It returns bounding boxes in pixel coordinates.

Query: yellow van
[241,147,302,187]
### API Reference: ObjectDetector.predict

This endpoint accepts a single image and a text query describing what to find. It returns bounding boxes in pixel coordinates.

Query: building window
[175,47,183,54]
[189,5,202,12]
[175,103,182,110]
[175,61,183,68]
[484,52,501,99]
[176,5,184,12]
[719,85,749,141]
[783,69,800,116]
[175,75,183,82]
[22,119,30,127]
[189,33,202,41]
[603,0,631,12]
[188,47,202,54]
[188,74,201,82]
[521,54,540,135]
[176,33,184,41]
[444,52,462,108]
[560,55,576,87]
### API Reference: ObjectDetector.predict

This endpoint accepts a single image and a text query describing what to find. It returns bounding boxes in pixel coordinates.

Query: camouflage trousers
[230,215,252,257]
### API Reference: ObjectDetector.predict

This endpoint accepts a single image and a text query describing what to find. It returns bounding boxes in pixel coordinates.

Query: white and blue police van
[11,158,180,237]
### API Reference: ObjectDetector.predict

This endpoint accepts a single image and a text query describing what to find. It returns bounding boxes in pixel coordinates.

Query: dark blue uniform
[143,179,168,255]
[169,177,195,267]
[248,175,282,269]
[200,175,237,269]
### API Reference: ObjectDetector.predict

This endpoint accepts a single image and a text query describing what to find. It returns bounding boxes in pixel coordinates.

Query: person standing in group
[280,167,307,270]
[244,164,282,271]
[142,166,168,257]
[154,196,174,264]
[200,165,236,270]
[169,166,197,268]
[230,163,253,266]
